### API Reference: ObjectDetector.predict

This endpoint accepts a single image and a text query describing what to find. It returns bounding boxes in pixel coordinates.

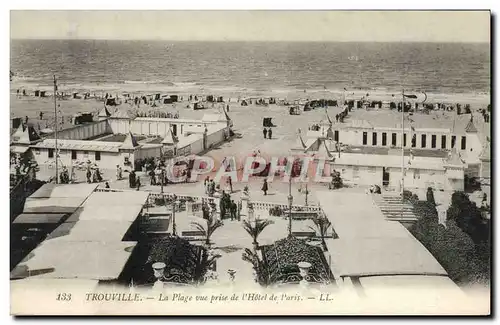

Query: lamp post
[287,176,293,237]
[172,195,178,236]
[304,183,309,206]
[160,167,165,194]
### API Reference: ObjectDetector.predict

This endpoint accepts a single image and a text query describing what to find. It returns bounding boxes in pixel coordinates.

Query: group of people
[128,170,142,190]
[263,127,273,139]
[86,165,103,184]
[204,177,217,197]
[59,166,71,184]
[219,190,240,221]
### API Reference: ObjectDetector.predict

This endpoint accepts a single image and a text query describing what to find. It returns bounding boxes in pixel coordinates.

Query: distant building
[10,110,232,172]
[295,113,485,192]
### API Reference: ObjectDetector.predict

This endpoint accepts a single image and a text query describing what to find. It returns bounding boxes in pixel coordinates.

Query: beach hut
[193,102,205,110]
[72,113,93,125]
[106,98,117,106]
[289,106,301,115]
[34,90,40,97]
[263,117,276,127]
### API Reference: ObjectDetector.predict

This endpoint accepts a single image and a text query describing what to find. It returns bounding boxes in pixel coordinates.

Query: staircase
[372,193,419,224]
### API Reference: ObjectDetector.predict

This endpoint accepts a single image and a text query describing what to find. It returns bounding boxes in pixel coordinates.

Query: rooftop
[332,111,474,134]
[33,139,124,152]
[317,191,448,278]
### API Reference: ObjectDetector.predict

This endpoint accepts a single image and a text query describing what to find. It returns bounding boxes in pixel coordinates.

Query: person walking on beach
[129,170,136,188]
[227,176,233,193]
[86,167,92,184]
[136,177,141,191]
[230,200,237,221]
[268,128,273,139]
[263,128,268,139]
[204,177,210,194]
[39,111,44,120]
[261,179,268,196]
[116,165,122,180]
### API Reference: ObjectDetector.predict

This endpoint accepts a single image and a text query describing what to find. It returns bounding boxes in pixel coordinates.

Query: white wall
[331,126,466,151]
[55,120,111,140]
[136,146,162,160]
[108,119,130,134]
[333,164,448,191]
[32,147,123,170]
[480,161,491,180]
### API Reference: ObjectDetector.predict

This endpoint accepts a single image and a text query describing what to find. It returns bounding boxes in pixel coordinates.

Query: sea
[10,40,491,99]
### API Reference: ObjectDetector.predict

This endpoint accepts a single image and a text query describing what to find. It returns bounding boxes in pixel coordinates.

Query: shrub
[154,197,166,206]
[409,218,487,285]
[269,206,283,217]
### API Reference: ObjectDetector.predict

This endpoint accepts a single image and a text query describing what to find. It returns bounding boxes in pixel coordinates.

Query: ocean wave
[122,80,168,85]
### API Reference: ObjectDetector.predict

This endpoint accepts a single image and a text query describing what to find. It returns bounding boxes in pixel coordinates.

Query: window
[461,136,467,150]
[431,135,437,148]
[421,134,427,148]
[382,133,387,146]
[451,136,456,148]
[95,151,101,161]
[362,132,367,145]
[372,132,377,146]
[71,150,77,160]
[403,133,407,147]
[411,134,416,148]
[83,150,89,157]
[392,133,397,146]
[334,130,339,142]
[48,148,54,158]
[441,135,447,149]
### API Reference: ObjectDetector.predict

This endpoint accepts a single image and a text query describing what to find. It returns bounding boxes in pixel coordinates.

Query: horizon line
[10,38,491,44]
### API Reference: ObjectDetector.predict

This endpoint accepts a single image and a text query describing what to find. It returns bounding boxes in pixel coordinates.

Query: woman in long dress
[261,179,268,196]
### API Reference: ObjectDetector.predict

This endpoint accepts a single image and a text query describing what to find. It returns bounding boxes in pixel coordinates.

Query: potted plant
[242,219,274,252]
[191,211,224,248]
[309,216,332,251]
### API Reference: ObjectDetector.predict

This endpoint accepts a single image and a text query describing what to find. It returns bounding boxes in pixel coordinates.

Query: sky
[10,10,490,42]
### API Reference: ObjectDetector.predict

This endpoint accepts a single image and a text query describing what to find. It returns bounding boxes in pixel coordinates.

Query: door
[382,167,390,186]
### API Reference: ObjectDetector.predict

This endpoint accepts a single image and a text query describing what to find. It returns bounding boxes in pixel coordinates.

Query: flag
[403,94,418,99]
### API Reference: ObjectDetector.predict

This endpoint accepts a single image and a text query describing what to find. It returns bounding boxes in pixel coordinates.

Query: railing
[95,187,321,212]
[251,200,321,212]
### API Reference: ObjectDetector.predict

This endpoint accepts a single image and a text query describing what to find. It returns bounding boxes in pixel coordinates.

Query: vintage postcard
[9,10,491,315]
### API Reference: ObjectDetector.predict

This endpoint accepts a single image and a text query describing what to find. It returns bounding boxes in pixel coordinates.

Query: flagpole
[53,75,59,184]
[401,89,404,199]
